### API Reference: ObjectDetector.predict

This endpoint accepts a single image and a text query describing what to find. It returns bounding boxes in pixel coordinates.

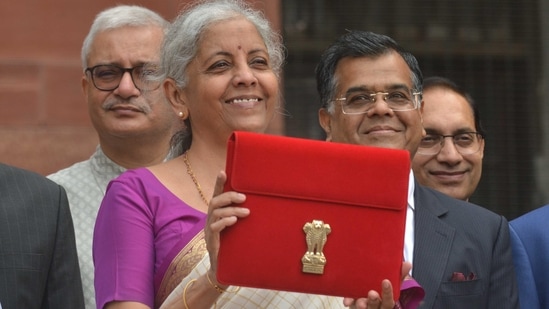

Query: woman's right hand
[205,171,250,276]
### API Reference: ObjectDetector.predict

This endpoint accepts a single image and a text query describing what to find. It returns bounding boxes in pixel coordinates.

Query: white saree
[160,253,345,309]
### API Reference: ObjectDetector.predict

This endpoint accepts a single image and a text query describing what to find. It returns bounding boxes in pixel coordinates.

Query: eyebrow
[424,127,477,135]
[204,51,231,63]
[205,48,268,62]
[343,84,412,95]
[248,48,268,55]
[91,61,153,68]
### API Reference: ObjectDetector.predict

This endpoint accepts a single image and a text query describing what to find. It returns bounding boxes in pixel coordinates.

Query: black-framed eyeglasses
[417,132,484,155]
[85,64,159,91]
[333,90,422,114]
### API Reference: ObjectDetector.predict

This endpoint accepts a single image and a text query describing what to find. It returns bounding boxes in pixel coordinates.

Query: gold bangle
[206,272,226,294]
[183,279,197,309]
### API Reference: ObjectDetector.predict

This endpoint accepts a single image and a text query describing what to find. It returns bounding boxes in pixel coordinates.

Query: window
[282,0,541,219]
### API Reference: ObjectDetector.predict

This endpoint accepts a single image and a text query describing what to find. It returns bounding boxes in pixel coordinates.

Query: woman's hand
[205,171,250,275]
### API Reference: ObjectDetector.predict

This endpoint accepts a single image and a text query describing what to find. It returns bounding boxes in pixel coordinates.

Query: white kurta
[48,147,126,309]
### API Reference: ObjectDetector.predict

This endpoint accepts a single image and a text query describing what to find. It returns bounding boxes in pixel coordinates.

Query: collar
[408,169,415,210]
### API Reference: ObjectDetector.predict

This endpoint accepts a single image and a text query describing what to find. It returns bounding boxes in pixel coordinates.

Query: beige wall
[0,0,281,175]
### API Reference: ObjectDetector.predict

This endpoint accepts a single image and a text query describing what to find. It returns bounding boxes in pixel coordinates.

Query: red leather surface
[218,131,410,299]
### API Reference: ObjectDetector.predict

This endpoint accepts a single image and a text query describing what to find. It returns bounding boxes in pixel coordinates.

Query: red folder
[217,131,410,299]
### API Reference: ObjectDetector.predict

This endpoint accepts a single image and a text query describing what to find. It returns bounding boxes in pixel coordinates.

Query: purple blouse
[93,168,207,309]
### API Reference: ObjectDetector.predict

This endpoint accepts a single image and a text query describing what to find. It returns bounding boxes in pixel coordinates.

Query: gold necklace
[183,151,209,206]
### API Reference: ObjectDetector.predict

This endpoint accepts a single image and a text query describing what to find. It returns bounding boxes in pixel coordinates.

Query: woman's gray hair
[159,0,284,89]
[81,5,169,70]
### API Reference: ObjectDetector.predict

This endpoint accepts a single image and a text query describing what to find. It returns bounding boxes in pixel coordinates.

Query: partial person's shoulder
[1,163,56,185]
[102,167,173,213]
[47,159,92,182]
[47,146,102,182]
[113,167,154,182]
[105,167,156,190]
[510,204,549,230]
[0,163,64,198]
[417,184,505,223]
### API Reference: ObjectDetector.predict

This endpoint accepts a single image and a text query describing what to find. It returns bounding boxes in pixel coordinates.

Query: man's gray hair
[81,5,169,70]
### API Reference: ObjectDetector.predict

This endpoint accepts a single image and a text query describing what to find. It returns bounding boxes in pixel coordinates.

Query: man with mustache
[412,76,485,201]
[48,5,181,308]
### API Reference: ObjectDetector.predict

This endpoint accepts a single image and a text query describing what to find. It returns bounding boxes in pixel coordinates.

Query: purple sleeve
[93,176,155,308]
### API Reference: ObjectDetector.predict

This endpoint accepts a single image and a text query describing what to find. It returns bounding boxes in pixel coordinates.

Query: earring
[178,111,184,118]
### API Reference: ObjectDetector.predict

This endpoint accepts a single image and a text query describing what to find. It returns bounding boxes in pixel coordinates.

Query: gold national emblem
[302,220,331,274]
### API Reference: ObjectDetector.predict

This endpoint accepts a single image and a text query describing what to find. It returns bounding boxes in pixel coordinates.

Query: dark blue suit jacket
[413,184,518,308]
[0,163,84,308]
[510,204,549,309]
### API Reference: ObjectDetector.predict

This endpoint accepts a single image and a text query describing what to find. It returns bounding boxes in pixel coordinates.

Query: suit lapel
[412,185,456,308]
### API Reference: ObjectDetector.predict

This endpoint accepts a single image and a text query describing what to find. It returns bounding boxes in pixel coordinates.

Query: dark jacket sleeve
[0,164,84,309]
[46,184,85,308]
[487,215,520,308]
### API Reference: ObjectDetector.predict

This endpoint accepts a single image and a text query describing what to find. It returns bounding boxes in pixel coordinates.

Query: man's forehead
[87,32,162,67]
[422,92,477,133]
[343,83,413,92]
[335,55,414,89]
[423,88,473,116]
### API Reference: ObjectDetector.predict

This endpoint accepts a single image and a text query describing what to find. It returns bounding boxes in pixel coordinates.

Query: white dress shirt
[404,170,415,266]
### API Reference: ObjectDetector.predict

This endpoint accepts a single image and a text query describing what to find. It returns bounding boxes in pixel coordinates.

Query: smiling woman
[165,15,280,140]
[91,1,285,309]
